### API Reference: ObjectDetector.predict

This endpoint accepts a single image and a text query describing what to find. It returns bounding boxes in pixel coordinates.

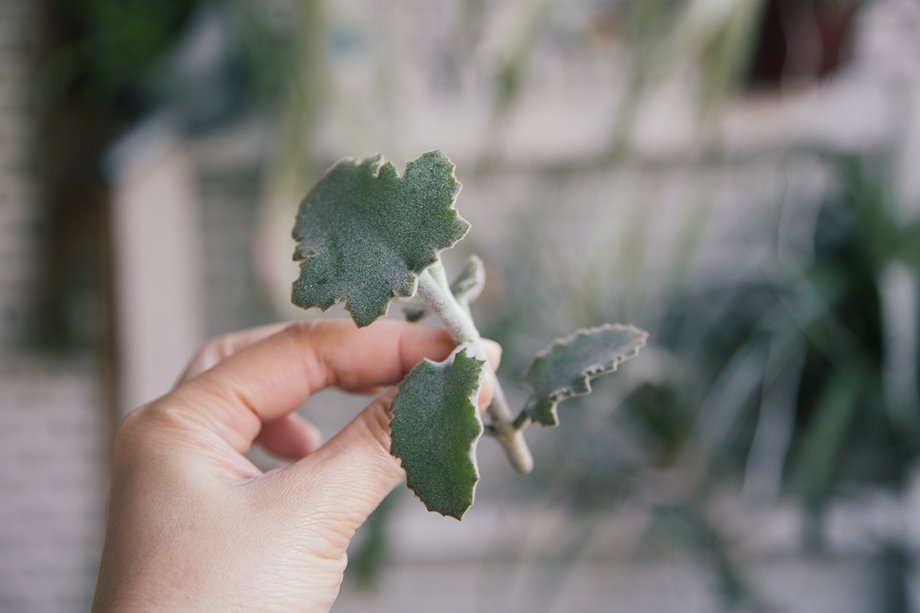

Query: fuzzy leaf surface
[292,151,468,327]
[524,324,648,426]
[390,346,484,519]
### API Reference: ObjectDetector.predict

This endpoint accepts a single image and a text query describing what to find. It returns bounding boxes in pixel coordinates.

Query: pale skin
[93,319,500,612]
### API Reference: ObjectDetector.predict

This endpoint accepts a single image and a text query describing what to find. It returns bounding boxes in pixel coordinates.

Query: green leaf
[403,255,485,321]
[390,345,485,519]
[524,324,648,426]
[795,368,863,520]
[450,254,486,305]
[291,151,469,327]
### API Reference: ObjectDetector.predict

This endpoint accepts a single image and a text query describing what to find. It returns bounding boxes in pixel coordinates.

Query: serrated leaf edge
[390,344,485,520]
[292,151,469,327]
[524,323,648,426]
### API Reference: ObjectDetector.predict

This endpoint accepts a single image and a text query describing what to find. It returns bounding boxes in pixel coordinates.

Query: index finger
[163,319,457,454]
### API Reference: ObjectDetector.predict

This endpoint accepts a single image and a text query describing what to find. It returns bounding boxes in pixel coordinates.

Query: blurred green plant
[788,153,920,523]
[485,150,919,606]
[47,0,195,109]
[608,0,765,156]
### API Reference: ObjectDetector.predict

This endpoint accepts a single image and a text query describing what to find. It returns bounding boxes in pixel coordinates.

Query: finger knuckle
[282,319,319,343]
[361,397,395,454]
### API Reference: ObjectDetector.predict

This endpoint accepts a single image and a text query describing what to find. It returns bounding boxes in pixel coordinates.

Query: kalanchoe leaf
[403,255,485,321]
[450,254,486,305]
[292,151,468,327]
[524,324,648,426]
[390,345,485,519]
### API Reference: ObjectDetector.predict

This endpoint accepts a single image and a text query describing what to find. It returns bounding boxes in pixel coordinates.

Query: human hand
[92,320,500,612]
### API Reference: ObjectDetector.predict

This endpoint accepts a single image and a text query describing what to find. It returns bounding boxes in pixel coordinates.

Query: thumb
[282,389,404,548]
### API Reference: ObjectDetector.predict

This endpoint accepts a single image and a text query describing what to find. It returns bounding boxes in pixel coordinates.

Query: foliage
[290,151,646,517]
[51,0,196,110]
[508,151,920,524]
[788,153,920,519]
[390,346,485,519]
[291,152,467,327]
[524,324,648,426]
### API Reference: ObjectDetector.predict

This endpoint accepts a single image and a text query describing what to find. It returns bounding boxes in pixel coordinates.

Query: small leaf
[403,255,485,321]
[450,254,486,305]
[390,345,485,519]
[292,151,468,327]
[524,324,648,426]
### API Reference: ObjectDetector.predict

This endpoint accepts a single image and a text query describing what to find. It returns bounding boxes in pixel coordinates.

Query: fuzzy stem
[417,263,534,473]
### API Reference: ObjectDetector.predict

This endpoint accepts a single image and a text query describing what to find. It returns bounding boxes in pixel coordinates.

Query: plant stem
[417,262,534,473]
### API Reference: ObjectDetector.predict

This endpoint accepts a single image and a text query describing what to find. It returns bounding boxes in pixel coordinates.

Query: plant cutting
[291,151,647,519]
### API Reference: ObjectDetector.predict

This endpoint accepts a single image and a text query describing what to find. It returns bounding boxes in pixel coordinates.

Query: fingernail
[478,375,494,411]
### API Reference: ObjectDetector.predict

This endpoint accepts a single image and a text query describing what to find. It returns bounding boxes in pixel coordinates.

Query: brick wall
[0,362,104,612]
[0,2,106,611]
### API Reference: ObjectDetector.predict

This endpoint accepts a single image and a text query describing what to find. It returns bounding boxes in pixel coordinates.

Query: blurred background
[1,0,919,611]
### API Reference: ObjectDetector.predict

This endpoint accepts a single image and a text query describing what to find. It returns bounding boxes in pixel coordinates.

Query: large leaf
[524,324,648,426]
[291,151,468,327]
[390,345,485,519]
